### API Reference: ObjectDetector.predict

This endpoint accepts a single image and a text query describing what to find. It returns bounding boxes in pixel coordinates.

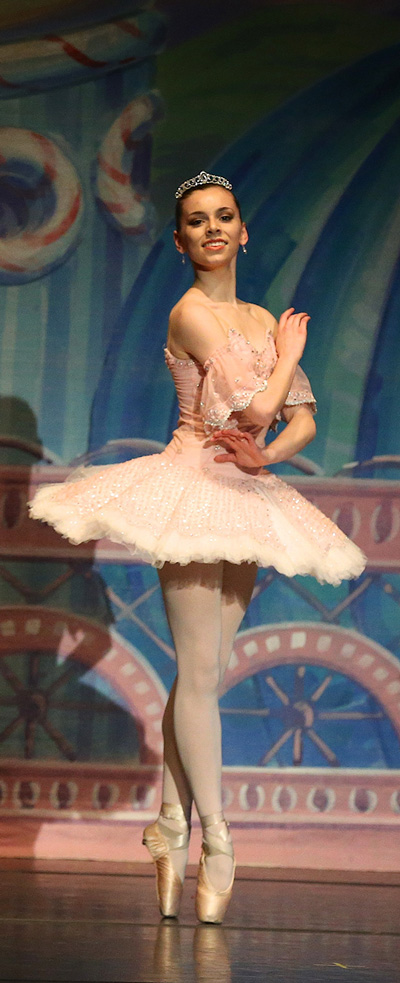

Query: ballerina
[30,169,366,923]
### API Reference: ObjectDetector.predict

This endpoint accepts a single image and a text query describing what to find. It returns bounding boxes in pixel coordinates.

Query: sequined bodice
[163,327,277,475]
[164,326,277,437]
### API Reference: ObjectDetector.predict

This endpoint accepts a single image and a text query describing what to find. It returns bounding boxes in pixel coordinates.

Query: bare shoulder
[169,293,222,336]
[169,292,207,327]
[246,301,279,338]
[168,292,226,363]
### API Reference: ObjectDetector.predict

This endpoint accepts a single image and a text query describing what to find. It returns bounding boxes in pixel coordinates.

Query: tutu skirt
[29,451,366,586]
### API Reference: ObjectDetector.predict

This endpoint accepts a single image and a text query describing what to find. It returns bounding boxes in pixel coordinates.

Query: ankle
[159,802,191,827]
[196,814,235,907]
[160,802,191,830]
[200,811,227,835]
[200,813,233,858]
[204,820,231,844]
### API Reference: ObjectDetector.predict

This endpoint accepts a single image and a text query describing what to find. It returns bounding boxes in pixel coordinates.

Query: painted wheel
[220,623,400,768]
[0,606,167,764]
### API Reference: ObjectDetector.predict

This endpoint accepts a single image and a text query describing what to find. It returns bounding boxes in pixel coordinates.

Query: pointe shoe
[143,802,190,918]
[195,812,235,924]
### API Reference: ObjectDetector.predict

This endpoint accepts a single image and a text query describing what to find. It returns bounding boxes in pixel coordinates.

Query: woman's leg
[159,560,257,891]
[160,561,257,806]
[161,677,192,813]
[157,677,193,883]
[158,560,224,815]
[219,561,258,678]
[160,560,239,890]
[161,559,258,806]
[199,561,257,888]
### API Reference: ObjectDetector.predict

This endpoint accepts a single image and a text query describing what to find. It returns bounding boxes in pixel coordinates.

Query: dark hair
[175,182,242,231]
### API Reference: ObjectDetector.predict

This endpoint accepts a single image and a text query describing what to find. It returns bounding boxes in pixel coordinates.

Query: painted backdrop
[0,0,400,869]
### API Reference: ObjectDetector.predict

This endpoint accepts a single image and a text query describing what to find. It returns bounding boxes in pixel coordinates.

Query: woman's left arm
[212,405,316,471]
[263,404,316,466]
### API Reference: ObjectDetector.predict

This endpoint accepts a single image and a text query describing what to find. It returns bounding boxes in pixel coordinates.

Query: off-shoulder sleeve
[200,345,269,434]
[274,364,317,423]
[268,364,316,431]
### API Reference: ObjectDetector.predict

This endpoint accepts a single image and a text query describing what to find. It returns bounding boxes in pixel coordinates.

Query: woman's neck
[192,262,238,305]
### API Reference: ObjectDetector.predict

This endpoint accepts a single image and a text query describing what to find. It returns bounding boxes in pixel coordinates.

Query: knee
[177,648,221,698]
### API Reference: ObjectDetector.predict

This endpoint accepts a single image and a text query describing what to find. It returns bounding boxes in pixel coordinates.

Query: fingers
[214,439,241,452]
[213,452,235,462]
[279,309,310,327]
[287,313,309,327]
[212,436,251,452]
[279,307,295,326]
[212,429,252,441]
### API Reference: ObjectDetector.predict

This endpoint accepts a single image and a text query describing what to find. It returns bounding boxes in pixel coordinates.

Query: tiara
[175,170,233,199]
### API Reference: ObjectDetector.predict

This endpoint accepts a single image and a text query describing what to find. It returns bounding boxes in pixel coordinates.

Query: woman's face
[174,186,248,268]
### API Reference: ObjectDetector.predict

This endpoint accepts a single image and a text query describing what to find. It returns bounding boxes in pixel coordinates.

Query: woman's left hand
[211,429,266,472]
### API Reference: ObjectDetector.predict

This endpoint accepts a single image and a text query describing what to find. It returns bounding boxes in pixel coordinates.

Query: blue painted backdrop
[1,0,400,772]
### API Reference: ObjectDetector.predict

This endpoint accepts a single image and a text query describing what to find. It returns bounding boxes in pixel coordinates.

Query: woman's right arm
[244,310,310,428]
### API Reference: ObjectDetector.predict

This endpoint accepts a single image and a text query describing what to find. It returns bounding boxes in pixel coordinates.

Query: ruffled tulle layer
[29,454,366,586]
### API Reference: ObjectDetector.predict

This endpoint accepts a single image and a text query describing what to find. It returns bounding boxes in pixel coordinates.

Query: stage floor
[0,860,399,982]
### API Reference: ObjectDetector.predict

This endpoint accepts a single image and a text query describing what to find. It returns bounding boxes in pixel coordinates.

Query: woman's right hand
[275,307,310,363]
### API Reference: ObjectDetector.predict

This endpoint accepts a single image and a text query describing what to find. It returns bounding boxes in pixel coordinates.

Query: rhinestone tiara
[175,170,233,199]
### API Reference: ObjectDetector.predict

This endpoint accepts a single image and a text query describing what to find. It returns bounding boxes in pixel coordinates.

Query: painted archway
[223,622,400,736]
[0,605,167,763]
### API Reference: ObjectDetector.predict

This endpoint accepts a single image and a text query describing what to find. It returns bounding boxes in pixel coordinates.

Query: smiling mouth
[203,239,227,249]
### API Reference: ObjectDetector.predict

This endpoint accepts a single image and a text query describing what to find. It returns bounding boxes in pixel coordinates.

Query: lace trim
[273,389,317,430]
[281,389,317,413]
[285,390,317,410]
[164,346,196,368]
[203,379,268,433]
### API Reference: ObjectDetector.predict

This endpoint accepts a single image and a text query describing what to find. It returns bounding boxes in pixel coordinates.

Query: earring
[241,244,247,254]
[181,254,186,265]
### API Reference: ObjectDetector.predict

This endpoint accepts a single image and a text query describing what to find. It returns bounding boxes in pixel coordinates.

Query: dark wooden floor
[0,860,399,983]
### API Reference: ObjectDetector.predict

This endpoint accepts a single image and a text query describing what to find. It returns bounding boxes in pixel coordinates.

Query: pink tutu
[30,324,366,586]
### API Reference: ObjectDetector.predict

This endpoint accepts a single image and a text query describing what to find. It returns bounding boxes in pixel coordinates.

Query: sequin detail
[164,347,195,368]
[29,456,365,583]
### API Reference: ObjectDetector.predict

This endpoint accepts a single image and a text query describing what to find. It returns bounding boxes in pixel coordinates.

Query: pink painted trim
[1,817,400,871]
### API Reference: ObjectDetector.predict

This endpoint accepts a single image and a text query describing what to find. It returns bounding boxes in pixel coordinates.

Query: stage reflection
[153,920,232,983]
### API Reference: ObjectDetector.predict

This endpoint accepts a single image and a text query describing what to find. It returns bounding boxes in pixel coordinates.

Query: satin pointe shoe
[143,802,190,918]
[195,812,236,924]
